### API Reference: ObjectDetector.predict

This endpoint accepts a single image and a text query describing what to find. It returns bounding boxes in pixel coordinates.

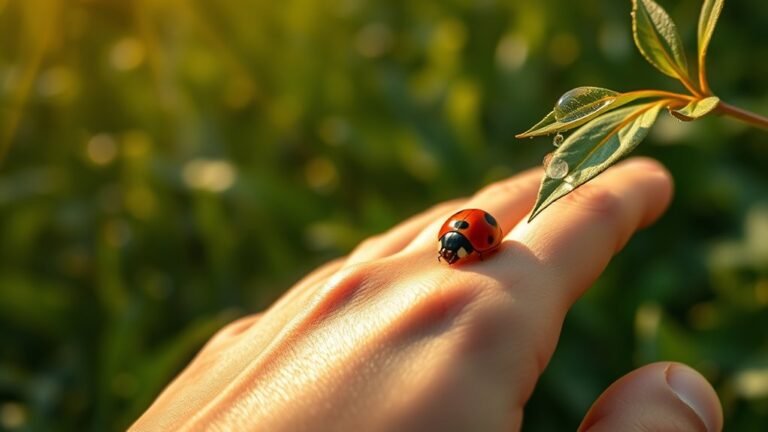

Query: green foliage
[671,96,720,121]
[698,0,725,54]
[697,0,725,92]
[531,103,663,220]
[0,0,767,431]
[632,0,690,82]
[517,87,654,137]
[522,0,768,222]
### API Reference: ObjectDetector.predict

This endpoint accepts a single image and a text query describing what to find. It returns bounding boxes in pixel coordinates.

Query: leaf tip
[526,210,540,223]
[527,199,552,223]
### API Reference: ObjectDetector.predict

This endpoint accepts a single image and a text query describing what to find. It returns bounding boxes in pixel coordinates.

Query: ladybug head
[438,231,475,265]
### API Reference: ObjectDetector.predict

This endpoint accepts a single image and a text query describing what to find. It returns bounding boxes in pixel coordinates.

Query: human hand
[131,157,722,431]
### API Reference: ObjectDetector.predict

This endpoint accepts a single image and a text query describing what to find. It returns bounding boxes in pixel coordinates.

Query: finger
[206,259,346,349]
[402,167,542,253]
[345,199,465,266]
[579,362,723,432]
[269,258,345,312]
[508,157,673,308]
[402,158,673,406]
[205,313,263,347]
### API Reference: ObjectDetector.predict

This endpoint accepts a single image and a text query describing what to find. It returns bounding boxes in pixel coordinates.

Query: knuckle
[311,261,383,318]
[447,278,515,351]
[477,179,519,199]
[402,277,482,332]
[561,184,625,223]
[355,235,382,253]
[429,199,463,215]
[210,315,259,343]
[296,258,344,287]
[314,257,345,274]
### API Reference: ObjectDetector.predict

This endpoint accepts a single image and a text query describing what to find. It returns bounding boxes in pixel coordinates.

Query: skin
[131,157,723,432]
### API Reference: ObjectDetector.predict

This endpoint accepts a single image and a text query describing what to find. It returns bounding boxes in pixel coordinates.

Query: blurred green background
[1,0,767,430]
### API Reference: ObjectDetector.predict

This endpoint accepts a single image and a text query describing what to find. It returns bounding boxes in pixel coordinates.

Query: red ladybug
[438,209,502,265]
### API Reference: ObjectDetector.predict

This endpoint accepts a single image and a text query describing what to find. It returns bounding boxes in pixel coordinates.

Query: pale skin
[131,157,723,432]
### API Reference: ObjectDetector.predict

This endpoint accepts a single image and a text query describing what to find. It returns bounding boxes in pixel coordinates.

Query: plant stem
[625,89,695,101]
[679,75,704,98]
[698,55,712,96]
[716,101,768,130]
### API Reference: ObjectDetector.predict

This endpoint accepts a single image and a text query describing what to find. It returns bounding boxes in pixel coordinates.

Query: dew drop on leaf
[553,87,617,122]
[545,157,569,179]
[553,133,564,147]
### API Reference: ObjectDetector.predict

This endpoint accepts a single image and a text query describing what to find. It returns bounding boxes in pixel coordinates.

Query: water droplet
[545,157,569,179]
[553,86,618,122]
[553,133,564,147]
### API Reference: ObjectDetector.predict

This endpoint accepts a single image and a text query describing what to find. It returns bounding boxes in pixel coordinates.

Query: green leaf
[517,88,653,138]
[670,96,720,121]
[697,0,724,92]
[632,0,690,82]
[529,102,664,221]
[698,0,724,62]
[518,109,557,138]
[553,87,619,122]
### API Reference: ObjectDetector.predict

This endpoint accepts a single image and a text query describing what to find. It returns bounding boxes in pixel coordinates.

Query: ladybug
[438,209,502,265]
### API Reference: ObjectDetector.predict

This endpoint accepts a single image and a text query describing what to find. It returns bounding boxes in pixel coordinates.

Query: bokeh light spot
[304,157,339,192]
[755,279,768,305]
[397,132,438,182]
[635,302,661,339]
[122,130,152,159]
[0,403,27,430]
[430,18,467,67]
[37,66,77,100]
[734,368,768,399]
[317,116,350,146]
[86,134,118,166]
[496,33,529,72]
[446,80,480,128]
[356,23,393,58]
[183,159,237,193]
[110,37,146,71]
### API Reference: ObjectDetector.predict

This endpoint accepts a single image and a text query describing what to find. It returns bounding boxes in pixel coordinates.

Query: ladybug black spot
[487,235,494,245]
[453,220,470,230]
[484,212,498,227]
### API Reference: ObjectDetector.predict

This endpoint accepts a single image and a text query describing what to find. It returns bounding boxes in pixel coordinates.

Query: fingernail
[666,364,721,432]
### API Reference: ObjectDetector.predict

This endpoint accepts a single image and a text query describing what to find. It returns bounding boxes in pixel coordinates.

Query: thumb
[578,362,723,432]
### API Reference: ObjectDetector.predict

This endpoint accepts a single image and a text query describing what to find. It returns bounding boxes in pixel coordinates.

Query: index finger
[507,157,673,311]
